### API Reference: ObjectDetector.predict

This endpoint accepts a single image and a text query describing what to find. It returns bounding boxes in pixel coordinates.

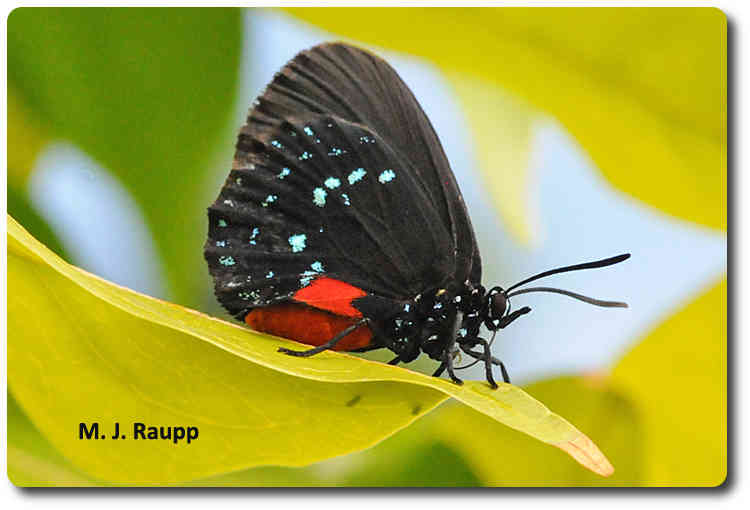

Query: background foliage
[7,7,726,486]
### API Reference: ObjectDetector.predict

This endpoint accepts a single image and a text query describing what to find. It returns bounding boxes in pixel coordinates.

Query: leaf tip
[555,433,614,477]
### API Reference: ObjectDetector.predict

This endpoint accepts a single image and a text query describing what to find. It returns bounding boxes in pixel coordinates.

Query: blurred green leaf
[285,7,726,231]
[7,89,50,190]
[8,391,95,486]
[7,8,243,305]
[7,184,68,262]
[7,87,69,262]
[9,215,614,483]
[343,439,482,487]
[611,279,727,486]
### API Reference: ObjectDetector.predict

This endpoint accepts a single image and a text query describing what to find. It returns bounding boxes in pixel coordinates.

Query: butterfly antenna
[504,253,630,308]
[506,287,627,308]
[506,254,630,292]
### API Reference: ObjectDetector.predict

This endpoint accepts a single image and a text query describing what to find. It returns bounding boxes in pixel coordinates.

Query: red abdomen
[245,303,373,351]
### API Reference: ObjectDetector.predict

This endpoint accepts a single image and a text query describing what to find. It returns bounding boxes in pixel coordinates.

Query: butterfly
[204,42,629,388]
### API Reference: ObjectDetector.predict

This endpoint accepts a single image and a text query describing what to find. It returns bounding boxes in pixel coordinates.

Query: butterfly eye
[489,290,508,319]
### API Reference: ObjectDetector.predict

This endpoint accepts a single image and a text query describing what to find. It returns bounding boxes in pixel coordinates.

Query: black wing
[205,43,481,319]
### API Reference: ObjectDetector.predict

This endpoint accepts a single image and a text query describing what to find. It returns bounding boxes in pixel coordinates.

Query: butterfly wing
[206,114,453,318]
[205,42,481,320]
[250,42,481,284]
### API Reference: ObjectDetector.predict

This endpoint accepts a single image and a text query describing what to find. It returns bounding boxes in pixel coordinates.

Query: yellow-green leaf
[610,279,727,486]
[427,377,643,486]
[8,215,613,483]
[285,7,726,231]
[195,376,637,487]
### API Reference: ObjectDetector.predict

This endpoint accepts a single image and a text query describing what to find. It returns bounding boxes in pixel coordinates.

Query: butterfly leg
[432,362,446,377]
[278,318,370,357]
[460,345,511,384]
[471,338,498,389]
[433,348,463,385]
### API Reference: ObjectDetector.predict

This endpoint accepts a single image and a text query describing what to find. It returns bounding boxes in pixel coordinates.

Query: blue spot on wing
[249,227,259,245]
[378,169,396,183]
[313,187,327,207]
[324,177,341,189]
[348,168,367,185]
[261,194,278,207]
[218,255,235,266]
[288,233,307,253]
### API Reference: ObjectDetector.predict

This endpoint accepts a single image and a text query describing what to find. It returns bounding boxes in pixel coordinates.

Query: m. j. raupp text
[79,422,199,444]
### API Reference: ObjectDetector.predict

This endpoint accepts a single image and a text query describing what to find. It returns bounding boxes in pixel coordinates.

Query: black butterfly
[204,42,629,388]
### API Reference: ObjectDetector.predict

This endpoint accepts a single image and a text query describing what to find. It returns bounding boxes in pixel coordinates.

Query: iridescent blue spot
[458,328,467,337]
[315,138,321,144]
[433,302,443,310]
[341,193,351,206]
[266,270,274,279]
[215,240,226,247]
[404,303,411,312]
[239,290,261,301]
[261,194,277,207]
[249,227,259,245]
[300,276,314,287]
[348,168,367,185]
[303,126,314,136]
[289,130,297,137]
[218,219,227,227]
[288,233,307,253]
[312,187,327,207]
[319,227,324,233]
[324,177,341,189]
[270,140,284,150]
[379,169,396,183]
[311,261,324,272]
[278,167,291,179]
[327,147,344,157]
[218,255,235,266]
[359,135,375,144]
[299,151,312,160]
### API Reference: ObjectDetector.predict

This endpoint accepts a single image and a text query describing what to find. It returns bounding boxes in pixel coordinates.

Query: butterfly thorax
[377,282,498,363]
